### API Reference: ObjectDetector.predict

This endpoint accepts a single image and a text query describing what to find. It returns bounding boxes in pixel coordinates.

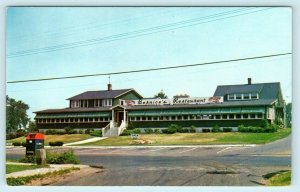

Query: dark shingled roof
[213,82,280,101]
[67,89,136,100]
[34,107,111,114]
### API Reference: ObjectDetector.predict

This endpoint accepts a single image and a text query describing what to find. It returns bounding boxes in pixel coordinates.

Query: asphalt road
[6,135,291,186]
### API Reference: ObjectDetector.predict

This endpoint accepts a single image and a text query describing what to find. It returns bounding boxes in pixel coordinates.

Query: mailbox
[26,133,45,156]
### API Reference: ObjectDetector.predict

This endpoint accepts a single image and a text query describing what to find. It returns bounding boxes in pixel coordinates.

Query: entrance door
[116,111,124,126]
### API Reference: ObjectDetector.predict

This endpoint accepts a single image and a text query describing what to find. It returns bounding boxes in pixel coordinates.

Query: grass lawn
[6,164,48,174]
[265,170,291,186]
[7,134,95,146]
[80,128,291,146]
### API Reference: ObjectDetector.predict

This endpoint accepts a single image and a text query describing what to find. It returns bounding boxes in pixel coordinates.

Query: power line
[8,7,267,58]
[7,52,291,84]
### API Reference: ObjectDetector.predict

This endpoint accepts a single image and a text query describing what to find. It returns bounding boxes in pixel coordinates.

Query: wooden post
[36,149,46,165]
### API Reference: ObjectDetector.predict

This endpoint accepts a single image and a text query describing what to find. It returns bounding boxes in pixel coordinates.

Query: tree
[6,95,30,133]
[27,121,38,132]
[285,102,292,128]
[154,89,168,99]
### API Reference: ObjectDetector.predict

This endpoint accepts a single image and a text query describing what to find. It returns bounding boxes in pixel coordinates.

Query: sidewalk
[6,163,89,178]
[63,137,108,146]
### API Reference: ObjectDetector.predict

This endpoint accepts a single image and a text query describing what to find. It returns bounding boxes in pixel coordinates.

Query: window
[209,115,214,119]
[159,116,163,121]
[228,94,235,100]
[153,116,158,121]
[142,117,146,121]
[257,114,263,118]
[229,114,234,119]
[196,115,202,120]
[250,114,256,119]
[70,118,74,123]
[171,116,176,120]
[177,116,182,120]
[222,114,228,119]
[235,94,242,100]
[103,99,112,107]
[147,116,152,121]
[236,114,241,119]
[251,93,258,99]
[136,117,141,121]
[215,115,221,119]
[164,116,169,121]
[242,114,249,119]
[243,93,250,100]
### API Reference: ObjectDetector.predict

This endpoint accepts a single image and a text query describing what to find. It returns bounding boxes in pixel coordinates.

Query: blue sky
[6,7,292,119]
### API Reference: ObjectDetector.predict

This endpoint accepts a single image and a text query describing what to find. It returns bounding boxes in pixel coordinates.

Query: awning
[128,107,265,116]
[241,107,265,114]
[35,112,111,119]
[220,108,241,114]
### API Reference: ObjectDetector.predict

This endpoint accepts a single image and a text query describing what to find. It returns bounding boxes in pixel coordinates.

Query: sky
[6,7,292,119]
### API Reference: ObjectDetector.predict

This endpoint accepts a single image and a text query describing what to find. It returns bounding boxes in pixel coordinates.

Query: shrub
[16,130,26,137]
[21,142,27,147]
[6,133,17,140]
[154,129,161,134]
[162,127,176,134]
[49,141,64,146]
[120,129,132,136]
[182,128,189,133]
[46,150,80,164]
[144,128,154,134]
[64,126,72,133]
[238,125,277,133]
[202,128,211,133]
[168,124,182,132]
[12,142,21,146]
[223,127,232,132]
[127,122,135,130]
[78,130,83,134]
[45,129,65,135]
[189,126,196,133]
[132,128,141,134]
[212,125,221,132]
[19,155,36,163]
[90,130,102,137]
[84,129,91,134]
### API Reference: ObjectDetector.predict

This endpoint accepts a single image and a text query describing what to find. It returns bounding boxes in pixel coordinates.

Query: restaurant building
[34,78,285,136]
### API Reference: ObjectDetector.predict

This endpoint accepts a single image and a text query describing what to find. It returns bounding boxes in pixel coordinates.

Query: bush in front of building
[202,128,211,133]
[45,129,65,135]
[238,125,277,133]
[89,130,102,137]
[189,126,196,133]
[144,128,154,134]
[46,150,80,164]
[222,127,232,132]
[49,141,64,146]
[162,127,177,134]
[182,128,189,133]
[12,142,22,146]
[78,130,84,134]
[212,125,222,132]
[120,129,132,136]
[132,128,142,134]
[127,122,135,130]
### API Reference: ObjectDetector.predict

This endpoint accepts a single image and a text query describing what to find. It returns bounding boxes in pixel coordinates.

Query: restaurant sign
[122,96,223,106]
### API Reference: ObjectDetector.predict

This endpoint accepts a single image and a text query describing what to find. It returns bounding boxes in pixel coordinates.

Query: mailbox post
[26,133,45,156]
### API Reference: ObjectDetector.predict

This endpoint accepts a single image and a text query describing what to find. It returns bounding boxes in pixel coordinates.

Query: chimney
[247,78,252,85]
[108,83,112,91]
